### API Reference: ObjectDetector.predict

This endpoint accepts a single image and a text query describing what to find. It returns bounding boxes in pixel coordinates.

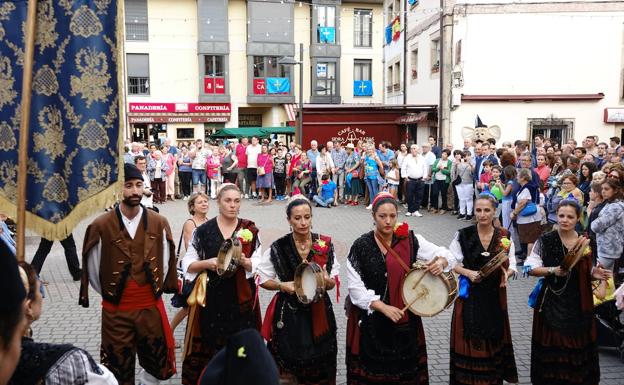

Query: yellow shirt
[593,278,616,306]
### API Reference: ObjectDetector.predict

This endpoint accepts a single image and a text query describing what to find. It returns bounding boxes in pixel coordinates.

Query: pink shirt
[165,153,175,176]
[236,144,248,168]
[206,155,222,179]
[257,153,273,174]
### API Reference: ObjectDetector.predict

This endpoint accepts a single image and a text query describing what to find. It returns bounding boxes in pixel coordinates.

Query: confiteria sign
[129,102,231,114]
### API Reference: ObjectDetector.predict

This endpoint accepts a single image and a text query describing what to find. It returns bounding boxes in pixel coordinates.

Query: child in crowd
[313,173,337,208]
[386,159,401,199]
[273,147,287,201]
[206,148,222,199]
[479,160,493,192]
[489,165,504,227]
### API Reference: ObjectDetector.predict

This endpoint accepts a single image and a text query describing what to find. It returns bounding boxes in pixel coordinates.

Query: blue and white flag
[318,27,335,44]
[0,1,122,240]
[354,81,373,97]
[385,25,392,44]
[266,78,291,94]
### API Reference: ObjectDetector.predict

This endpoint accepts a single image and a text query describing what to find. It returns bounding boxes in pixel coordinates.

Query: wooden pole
[16,0,39,262]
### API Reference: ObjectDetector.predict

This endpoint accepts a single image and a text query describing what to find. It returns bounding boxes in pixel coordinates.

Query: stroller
[595,258,624,362]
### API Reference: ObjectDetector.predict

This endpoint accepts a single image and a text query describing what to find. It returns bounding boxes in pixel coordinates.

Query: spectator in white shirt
[401,144,428,217]
[420,143,436,210]
[245,136,262,199]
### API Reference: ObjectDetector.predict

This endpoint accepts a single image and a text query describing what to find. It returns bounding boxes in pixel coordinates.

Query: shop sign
[204,77,225,94]
[128,116,229,123]
[604,108,624,123]
[253,79,266,95]
[330,126,373,144]
[129,102,231,113]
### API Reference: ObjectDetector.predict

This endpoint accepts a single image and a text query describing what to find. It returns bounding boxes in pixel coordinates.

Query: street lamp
[278,43,303,144]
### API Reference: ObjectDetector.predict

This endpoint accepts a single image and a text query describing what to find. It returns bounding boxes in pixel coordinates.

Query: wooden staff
[16,0,38,261]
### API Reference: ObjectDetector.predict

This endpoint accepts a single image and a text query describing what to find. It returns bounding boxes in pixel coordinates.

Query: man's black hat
[124,163,143,182]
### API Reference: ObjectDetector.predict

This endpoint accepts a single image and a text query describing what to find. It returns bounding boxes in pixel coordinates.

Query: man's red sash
[102,279,176,374]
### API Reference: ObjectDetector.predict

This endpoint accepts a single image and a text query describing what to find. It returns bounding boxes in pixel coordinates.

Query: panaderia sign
[128,102,231,123]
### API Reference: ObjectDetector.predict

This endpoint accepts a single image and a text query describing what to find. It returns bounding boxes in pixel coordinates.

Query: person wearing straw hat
[79,163,177,385]
[345,192,454,384]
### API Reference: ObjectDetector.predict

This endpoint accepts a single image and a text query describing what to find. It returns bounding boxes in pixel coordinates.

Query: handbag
[257,155,270,176]
[452,162,464,186]
[520,202,538,216]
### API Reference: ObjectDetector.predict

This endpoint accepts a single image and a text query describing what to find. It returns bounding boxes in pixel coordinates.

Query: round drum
[216,237,242,277]
[293,262,325,305]
[401,269,458,317]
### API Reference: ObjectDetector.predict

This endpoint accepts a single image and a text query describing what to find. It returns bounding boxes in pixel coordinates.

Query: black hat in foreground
[199,329,279,385]
[0,242,26,315]
[124,163,143,182]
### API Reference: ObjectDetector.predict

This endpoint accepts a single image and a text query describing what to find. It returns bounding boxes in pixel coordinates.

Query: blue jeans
[192,169,207,186]
[313,195,334,207]
[365,177,379,201]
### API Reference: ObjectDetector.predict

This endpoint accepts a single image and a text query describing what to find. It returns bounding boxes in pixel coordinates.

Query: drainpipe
[438,0,444,145]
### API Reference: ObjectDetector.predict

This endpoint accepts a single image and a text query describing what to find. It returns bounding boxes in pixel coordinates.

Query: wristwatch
[548,267,555,275]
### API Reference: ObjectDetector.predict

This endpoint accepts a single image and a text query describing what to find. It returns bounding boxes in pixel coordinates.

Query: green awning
[210,126,294,138]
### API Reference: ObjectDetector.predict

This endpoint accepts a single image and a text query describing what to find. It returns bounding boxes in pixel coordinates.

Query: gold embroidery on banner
[0,3,16,20]
[34,106,66,160]
[27,159,46,183]
[53,36,70,72]
[5,41,23,66]
[78,119,109,150]
[78,160,111,200]
[48,211,65,224]
[64,149,79,179]
[102,95,118,128]
[94,0,112,15]
[58,0,74,16]
[33,65,59,96]
[70,48,112,107]
[0,121,16,151]
[70,6,102,37]
[0,160,17,201]
[42,173,69,203]
[31,0,58,54]
[59,95,82,128]
[0,56,17,109]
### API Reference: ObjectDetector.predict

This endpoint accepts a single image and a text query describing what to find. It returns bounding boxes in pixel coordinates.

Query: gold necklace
[294,235,311,251]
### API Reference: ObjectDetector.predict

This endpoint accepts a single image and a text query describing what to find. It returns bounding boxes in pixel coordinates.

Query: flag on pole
[266,78,291,94]
[0,0,122,240]
[392,16,401,41]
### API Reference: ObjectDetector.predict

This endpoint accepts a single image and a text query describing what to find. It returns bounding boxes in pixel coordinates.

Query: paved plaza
[27,199,624,384]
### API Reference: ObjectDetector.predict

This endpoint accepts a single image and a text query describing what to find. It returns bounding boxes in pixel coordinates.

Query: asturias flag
[0,0,122,240]
[318,27,336,44]
[266,78,291,94]
[354,81,373,97]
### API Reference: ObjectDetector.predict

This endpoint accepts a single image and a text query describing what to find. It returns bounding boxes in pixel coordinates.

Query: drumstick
[411,256,439,290]
[402,288,428,312]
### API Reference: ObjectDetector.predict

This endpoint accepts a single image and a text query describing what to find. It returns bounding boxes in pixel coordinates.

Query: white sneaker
[413,211,423,217]
[405,212,412,217]
[244,194,249,199]
[183,196,189,201]
[366,204,372,210]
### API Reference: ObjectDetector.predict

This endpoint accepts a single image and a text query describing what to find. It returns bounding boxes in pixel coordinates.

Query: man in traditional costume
[79,163,177,385]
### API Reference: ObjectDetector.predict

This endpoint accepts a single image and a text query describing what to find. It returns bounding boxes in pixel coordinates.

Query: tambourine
[216,237,242,277]
[293,262,325,304]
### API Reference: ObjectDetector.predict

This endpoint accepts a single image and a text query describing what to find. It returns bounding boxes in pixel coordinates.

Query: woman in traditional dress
[449,193,518,385]
[346,192,454,385]
[258,195,339,384]
[181,184,262,385]
[526,199,611,385]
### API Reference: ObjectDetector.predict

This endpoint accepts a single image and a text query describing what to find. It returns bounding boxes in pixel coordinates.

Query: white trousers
[456,183,474,215]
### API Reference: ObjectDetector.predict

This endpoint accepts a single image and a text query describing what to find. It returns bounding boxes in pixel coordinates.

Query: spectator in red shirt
[236,137,249,197]
[478,160,493,192]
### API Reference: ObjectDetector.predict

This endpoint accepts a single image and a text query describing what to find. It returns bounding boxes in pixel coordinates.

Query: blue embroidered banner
[353,80,373,96]
[0,1,122,240]
[266,78,291,94]
[318,27,335,43]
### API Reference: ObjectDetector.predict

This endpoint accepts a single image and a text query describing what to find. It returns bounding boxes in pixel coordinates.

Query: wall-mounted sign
[239,114,263,127]
[204,77,225,94]
[253,79,266,95]
[129,116,229,123]
[129,103,231,113]
[604,108,624,123]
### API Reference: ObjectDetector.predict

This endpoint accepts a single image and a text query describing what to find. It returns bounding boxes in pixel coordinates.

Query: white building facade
[402,0,624,147]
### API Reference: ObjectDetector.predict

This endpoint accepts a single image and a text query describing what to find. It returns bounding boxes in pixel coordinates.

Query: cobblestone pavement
[27,199,624,384]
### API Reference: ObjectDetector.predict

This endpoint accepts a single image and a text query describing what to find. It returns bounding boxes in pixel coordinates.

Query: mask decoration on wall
[462,116,501,142]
